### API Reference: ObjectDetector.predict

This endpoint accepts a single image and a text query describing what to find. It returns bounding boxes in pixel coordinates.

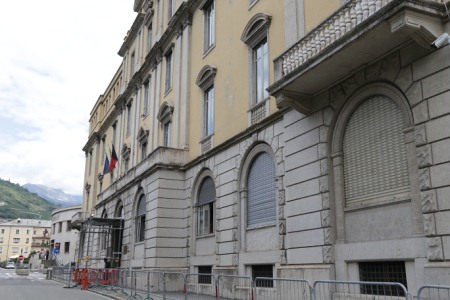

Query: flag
[103,153,110,175]
[108,144,118,172]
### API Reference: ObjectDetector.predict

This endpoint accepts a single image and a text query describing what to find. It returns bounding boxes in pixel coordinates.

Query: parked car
[5,262,15,269]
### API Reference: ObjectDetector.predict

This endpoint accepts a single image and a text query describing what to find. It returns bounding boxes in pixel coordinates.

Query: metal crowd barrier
[313,280,410,300]
[62,269,450,300]
[254,277,311,300]
[417,285,450,300]
[217,275,253,300]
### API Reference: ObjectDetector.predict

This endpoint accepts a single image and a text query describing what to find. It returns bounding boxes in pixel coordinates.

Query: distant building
[0,218,51,262]
[51,205,81,264]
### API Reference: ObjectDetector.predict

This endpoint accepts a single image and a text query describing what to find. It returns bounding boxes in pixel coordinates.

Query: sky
[0,1,137,195]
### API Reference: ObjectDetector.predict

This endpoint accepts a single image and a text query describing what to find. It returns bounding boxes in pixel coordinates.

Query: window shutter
[198,177,216,206]
[247,152,276,226]
[343,96,409,203]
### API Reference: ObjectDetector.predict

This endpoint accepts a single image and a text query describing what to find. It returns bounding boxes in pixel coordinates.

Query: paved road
[0,268,112,300]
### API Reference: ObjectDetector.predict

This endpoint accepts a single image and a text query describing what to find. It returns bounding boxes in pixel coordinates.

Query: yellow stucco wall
[188,0,285,160]
[304,0,340,33]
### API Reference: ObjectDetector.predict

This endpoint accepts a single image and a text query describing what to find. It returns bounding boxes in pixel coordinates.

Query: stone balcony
[268,0,448,114]
[71,212,91,229]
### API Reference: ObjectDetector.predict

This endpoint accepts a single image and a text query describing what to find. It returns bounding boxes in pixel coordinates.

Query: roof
[0,218,52,227]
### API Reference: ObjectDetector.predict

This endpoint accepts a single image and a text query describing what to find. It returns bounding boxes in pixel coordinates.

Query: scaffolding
[73,216,124,268]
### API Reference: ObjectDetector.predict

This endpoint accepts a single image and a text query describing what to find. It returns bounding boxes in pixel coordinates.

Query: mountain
[22,183,82,206]
[0,178,61,220]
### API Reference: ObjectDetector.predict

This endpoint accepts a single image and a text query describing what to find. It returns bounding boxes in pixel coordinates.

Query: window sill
[135,241,145,246]
[196,233,215,239]
[164,87,173,97]
[246,222,276,231]
[203,44,215,59]
[344,191,410,212]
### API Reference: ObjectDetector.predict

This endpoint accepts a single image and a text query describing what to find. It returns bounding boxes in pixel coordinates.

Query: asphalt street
[0,268,111,300]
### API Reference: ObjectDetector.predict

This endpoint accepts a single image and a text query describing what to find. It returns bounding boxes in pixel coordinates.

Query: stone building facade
[78,0,450,294]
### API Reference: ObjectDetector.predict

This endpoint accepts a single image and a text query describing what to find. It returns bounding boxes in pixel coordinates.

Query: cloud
[0,0,136,195]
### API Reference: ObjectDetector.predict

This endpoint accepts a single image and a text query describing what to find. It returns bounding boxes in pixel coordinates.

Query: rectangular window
[26,229,30,235]
[163,122,171,147]
[16,229,19,234]
[24,247,28,253]
[252,265,274,288]
[197,203,213,236]
[64,242,70,253]
[130,52,135,76]
[67,221,72,232]
[141,142,147,161]
[168,0,173,20]
[12,247,19,254]
[124,157,130,172]
[25,238,29,243]
[253,38,269,104]
[359,261,407,297]
[147,24,153,52]
[13,238,20,243]
[198,266,213,284]
[126,104,132,135]
[143,82,149,116]
[58,222,62,233]
[204,86,214,137]
[0,237,3,243]
[0,247,2,253]
[165,51,173,92]
[1,229,4,234]
[204,1,215,52]
[52,224,55,234]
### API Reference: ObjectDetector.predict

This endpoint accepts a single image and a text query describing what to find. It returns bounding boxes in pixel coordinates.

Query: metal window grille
[359,261,407,296]
[247,152,276,227]
[198,266,213,284]
[253,265,274,288]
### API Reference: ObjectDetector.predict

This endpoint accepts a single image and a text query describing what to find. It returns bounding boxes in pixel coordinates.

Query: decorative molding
[323,246,333,264]
[418,168,431,191]
[241,13,272,48]
[321,210,331,227]
[417,144,433,168]
[427,237,443,261]
[414,125,427,146]
[196,65,217,90]
[322,193,330,210]
[423,213,436,236]
[421,190,437,213]
[319,176,329,193]
[324,228,333,245]
[274,90,312,115]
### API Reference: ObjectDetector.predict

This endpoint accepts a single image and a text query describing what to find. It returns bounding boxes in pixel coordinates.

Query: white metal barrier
[217,275,252,300]
[59,268,450,300]
[417,285,450,300]
[313,280,410,300]
[253,277,311,300]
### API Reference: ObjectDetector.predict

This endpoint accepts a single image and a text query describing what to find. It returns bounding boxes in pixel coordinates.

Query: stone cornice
[118,13,145,57]
[82,132,100,152]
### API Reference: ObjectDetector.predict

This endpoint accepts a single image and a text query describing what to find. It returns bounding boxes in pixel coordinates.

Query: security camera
[431,33,450,49]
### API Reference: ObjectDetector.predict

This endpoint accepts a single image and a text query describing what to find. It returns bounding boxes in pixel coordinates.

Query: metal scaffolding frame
[75,217,124,268]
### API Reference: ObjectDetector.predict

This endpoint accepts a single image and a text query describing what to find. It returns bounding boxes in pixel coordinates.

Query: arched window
[343,95,409,205]
[135,195,146,242]
[115,201,124,219]
[197,176,216,236]
[247,152,276,227]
